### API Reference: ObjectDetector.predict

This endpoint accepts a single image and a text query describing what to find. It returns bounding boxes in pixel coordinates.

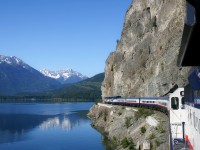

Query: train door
[169,88,187,144]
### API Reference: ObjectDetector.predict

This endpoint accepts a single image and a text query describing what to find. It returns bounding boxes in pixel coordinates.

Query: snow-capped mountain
[0,55,32,70]
[40,69,88,84]
[0,55,61,95]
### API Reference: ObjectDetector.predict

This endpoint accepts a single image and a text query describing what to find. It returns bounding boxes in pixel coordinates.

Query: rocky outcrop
[88,103,169,150]
[102,0,190,98]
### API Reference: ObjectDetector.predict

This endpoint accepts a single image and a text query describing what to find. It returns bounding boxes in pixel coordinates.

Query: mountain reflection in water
[0,103,104,150]
[0,111,89,144]
[39,112,88,130]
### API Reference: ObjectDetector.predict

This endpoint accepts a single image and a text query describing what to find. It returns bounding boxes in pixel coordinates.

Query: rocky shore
[87,103,169,150]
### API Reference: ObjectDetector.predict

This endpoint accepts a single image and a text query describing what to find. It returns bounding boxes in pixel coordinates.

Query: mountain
[40,69,88,84]
[53,73,104,101]
[0,55,61,95]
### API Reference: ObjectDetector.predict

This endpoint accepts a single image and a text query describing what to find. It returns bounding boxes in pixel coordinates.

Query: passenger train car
[104,96,169,114]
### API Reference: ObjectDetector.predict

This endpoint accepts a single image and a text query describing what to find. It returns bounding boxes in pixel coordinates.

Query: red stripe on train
[186,135,194,150]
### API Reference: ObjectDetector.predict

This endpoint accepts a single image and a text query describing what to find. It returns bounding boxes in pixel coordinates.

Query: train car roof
[140,97,158,100]
[140,97,169,100]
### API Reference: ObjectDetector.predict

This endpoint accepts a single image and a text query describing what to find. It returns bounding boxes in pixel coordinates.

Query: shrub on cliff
[134,108,154,120]
[140,126,146,134]
[155,123,165,133]
[121,137,136,150]
[125,117,132,128]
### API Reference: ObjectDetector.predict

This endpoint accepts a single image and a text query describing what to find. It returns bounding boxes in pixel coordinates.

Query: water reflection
[0,114,55,144]
[0,111,89,144]
[39,112,89,131]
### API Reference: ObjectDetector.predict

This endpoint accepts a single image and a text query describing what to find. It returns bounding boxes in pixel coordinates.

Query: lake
[0,102,105,150]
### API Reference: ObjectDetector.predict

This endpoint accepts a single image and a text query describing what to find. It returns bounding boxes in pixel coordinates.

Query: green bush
[128,140,136,150]
[125,117,132,128]
[110,136,118,148]
[140,126,146,134]
[121,137,130,149]
[156,124,165,133]
[134,108,154,120]
[121,138,136,150]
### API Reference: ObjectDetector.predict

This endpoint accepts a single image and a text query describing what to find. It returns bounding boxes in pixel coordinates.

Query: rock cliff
[102,0,190,98]
[88,103,169,150]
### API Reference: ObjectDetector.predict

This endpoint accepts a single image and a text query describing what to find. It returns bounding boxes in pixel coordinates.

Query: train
[104,96,169,114]
[103,88,185,115]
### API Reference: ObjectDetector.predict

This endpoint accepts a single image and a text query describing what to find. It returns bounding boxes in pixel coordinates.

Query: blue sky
[0,0,131,77]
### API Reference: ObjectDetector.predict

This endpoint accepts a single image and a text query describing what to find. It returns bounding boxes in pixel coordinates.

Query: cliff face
[88,104,169,150]
[102,0,189,98]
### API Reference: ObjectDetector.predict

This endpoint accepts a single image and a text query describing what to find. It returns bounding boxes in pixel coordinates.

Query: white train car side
[169,88,187,147]
[124,98,140,106]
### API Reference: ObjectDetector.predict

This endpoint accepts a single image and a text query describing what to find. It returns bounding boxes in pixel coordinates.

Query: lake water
[0,102,105,150]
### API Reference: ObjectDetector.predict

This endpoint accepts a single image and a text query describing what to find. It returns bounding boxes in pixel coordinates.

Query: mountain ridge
[0,55,103,101]
[0,55,61,95]
[53,73,104,100]
[40,69,88,84]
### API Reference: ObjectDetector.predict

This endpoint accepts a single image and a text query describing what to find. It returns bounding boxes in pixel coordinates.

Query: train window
[180,91,184,96]
[171,97,179,110]
[181,97,185,105]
